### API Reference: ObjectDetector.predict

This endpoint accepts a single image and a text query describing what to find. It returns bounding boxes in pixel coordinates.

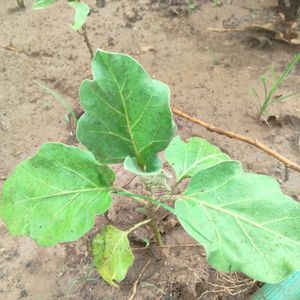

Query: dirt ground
[0,0,300,299]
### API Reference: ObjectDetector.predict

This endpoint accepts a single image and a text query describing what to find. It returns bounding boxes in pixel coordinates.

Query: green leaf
[124,156,162,176]
[33,0,55,10]
[77,50,175,172]
[0,143,115,246]
[175,161,300,283]
[69,2,89,31]
[165,136,231,181]
[92,225,134,287]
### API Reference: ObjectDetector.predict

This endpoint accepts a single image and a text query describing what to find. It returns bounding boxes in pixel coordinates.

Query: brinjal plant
[33,0,89,31]
[33,0,93,57]
[1,50,300,287]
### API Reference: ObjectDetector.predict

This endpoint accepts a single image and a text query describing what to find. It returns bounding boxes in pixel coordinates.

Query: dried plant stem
[172,106,300,173]
[128,259,152,300]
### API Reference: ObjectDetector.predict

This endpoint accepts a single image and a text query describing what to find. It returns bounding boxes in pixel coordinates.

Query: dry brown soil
[0,0,299,299]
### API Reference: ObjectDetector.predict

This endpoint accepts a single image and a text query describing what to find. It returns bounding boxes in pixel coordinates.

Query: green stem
[171,180,182,193]
[126,219,151,234]
[16,0,25,8]
[146,206,162,246]
[33,80,78,125]
[114,188,170,246]
[113,189,176,214]
[81,24,94,59]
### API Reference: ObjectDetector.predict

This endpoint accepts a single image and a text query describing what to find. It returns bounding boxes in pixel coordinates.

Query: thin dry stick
[171,106,300,173]
[132,243,203,251]
[0,45,22,53]
[208,27,243,33]
[128,258,152,300]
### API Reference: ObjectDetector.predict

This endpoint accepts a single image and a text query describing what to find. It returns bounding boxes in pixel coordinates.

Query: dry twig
[172,106,300,173]
[128,259,152,300]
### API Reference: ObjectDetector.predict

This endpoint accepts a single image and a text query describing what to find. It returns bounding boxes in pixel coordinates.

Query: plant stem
[113,189,176,214]
[114,188,167,246]
[146,206,162,246]
[16,0,25,8]
[126,219,151,234]
[33,80,78,125]
[81,24,94,59]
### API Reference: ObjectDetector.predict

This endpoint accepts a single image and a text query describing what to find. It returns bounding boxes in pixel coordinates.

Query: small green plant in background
[33,80,78,125]
[16,0,25,9]
[211,0,221,7]
[186,0,198,12]
[251,53,300,118]
[33,0,93,57]
[1,50,300,287]
[33,0,89,31]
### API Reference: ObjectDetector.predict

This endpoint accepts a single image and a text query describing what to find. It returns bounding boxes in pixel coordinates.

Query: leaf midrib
[102,57,142,167]
[179,153,229,180]
[10,187,106,204]
[180,195,300,245]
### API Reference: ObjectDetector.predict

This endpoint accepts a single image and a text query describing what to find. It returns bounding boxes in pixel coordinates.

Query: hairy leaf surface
[69,2,89,31]
[92,225,134,287]
[0,143,115,246]
[165,136,230,181]
[175,161,300,283]
[77,50,175,172]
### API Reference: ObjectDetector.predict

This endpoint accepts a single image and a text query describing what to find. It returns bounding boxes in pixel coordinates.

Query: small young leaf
[175,161,300,283]
[77,50,175,172]
[69,2,89,31]
[124,156,162,176]
[33,0,55,10]
[92,225,134,287]
[0,143,115,246]
[165,136,230,181]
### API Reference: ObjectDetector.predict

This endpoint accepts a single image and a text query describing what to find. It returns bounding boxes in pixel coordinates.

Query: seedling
[186,0,198,12]
[251,53,300,118]
[211,0,221,7]
[33,80,78,125]
[1,50,300,288]
[33,0,93,57]
[16,0,25,9]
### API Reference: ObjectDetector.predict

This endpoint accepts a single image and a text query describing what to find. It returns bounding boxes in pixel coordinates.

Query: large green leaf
[69,2,89,31]
[33,0,55,10]
[77,50,175,172]
[175,161,300,283]
[165,136,231,181]
[92,225,134,287]
[0,143,115,246]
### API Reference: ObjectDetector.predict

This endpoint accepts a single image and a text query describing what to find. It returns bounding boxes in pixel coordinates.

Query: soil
[0,0,300,299]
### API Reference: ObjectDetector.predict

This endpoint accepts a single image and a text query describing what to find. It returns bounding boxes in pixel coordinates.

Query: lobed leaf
[0,143,115,246]
[77,50,175,172]
[165,136,231,181]
[175,161,300,283]
[69,2,89,31]
[92,225,134,287]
